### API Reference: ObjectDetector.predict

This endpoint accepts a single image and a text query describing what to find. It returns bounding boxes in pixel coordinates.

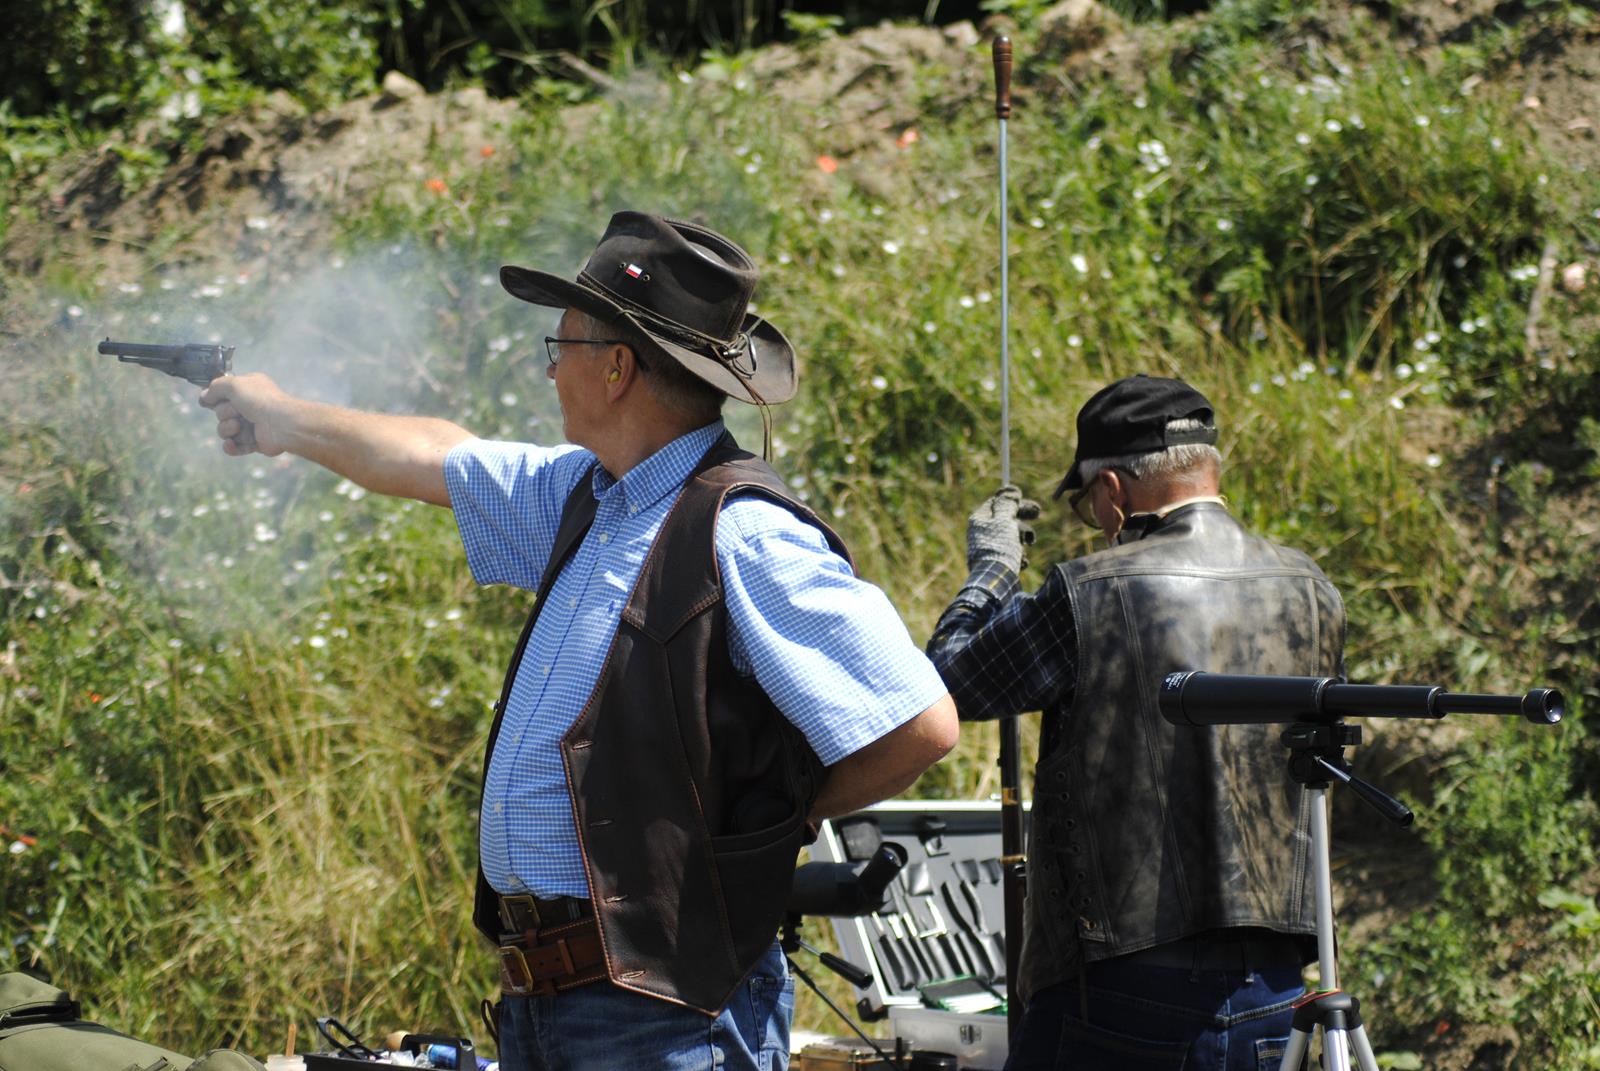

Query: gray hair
[575,310,725,424]
[1076,418,1222,485]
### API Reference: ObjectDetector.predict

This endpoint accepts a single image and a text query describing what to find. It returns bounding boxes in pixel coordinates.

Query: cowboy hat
[500,211,796,405]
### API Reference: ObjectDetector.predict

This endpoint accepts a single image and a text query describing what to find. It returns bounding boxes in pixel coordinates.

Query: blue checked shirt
[445,421,948,898]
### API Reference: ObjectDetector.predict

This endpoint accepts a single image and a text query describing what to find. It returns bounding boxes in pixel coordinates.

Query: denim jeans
[496,942,794,1071]
[1004,954,1305,1071]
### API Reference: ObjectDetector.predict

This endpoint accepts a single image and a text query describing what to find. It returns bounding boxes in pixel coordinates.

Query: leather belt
[495,895,608,998]
[1114,929,1305,972]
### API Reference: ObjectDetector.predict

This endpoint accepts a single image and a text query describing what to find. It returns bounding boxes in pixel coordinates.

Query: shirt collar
[589,420,727,513]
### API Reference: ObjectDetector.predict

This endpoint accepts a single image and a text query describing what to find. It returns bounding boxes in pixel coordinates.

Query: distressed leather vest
[471,434,848,1015]
[1019,502,1345,1001]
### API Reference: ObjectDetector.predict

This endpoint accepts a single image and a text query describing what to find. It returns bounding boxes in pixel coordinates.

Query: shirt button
[568,597,578,609]
[495,803,503,814]
[542,665,551,676]
[628,506,638,516]
[598,532,610,544]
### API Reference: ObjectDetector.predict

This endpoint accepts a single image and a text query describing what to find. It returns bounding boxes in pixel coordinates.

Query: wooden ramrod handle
[993,36,1013,120]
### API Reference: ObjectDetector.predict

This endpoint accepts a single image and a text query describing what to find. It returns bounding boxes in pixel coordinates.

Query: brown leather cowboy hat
[500,211,797,405]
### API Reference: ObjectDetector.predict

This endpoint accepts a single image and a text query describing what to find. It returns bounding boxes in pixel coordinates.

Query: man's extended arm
[199,373,472,507]
[810,694,959,820]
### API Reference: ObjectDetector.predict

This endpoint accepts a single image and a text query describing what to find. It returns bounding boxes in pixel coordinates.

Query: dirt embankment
[9,0,1594,298]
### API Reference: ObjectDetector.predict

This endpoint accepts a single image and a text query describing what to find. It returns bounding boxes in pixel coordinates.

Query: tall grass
[3,0,1599,1063]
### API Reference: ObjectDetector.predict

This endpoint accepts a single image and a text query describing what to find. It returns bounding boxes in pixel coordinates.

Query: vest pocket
[710,806,808,965]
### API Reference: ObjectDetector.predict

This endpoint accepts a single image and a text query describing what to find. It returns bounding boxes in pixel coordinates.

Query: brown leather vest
[1018,503,1346,1001]
[471,434,850,1014]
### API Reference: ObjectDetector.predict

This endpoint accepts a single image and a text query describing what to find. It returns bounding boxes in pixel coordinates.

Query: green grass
[4,0,1600,1063]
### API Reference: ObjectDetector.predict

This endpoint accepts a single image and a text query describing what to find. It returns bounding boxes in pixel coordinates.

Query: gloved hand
[966,485,1042,572]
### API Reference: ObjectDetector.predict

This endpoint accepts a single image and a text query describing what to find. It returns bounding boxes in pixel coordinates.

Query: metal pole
[995,37,1012,485]
[992,34,1026,1045]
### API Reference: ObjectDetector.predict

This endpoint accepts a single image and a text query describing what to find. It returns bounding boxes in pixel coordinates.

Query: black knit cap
[1052,374,1218,499]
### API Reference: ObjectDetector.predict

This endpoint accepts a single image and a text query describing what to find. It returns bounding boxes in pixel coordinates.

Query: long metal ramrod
[98,338,234,387]
[991,34,1026,1043]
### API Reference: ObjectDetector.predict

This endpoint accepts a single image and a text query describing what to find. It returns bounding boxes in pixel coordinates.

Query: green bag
[0,973,264,1071]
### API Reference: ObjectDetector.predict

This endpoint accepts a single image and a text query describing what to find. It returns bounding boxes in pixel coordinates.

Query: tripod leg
[1280,1026,1312,1071]
[1323,1028,1354,1071]
[785,955,898,1067]
[1349,1025,1382,1071]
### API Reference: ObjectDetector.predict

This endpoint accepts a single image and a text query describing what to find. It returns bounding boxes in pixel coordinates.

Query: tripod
[782,842,910,1067]
[1157,671,1563,1071]
[1277,721,1405,1071]
[779,913,908,1068]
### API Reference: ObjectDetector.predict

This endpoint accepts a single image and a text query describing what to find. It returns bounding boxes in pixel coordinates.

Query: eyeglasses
[544,336,635,368]
[1067,467,1134,528]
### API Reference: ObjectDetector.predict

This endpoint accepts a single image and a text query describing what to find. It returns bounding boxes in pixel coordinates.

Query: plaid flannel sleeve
[925,562,1078,722]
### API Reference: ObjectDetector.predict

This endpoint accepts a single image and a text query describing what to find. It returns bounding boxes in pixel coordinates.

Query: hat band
[578,270,757,378]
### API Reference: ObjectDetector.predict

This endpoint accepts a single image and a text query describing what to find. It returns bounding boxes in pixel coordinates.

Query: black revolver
[98,338,234,387]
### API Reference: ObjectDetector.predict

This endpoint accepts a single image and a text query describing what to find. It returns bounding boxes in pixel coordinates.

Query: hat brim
[1051,465,1083,500]
[500,265,797,405]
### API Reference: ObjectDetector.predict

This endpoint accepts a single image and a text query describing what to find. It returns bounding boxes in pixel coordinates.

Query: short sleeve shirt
[445,421,948,897]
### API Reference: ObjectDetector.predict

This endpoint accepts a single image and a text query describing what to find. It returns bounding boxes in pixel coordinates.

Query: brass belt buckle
[499,894,538,932]
[498,945,533,995]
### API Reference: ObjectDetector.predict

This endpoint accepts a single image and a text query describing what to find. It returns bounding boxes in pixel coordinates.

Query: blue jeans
[496,942,794,1071]
[1005,955,1305,1071]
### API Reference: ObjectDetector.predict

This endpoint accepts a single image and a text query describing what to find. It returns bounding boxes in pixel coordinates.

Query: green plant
[779,11,844,43]
[4,0,1600,1061]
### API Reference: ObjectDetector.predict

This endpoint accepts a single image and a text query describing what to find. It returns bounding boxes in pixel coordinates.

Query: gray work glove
[965,485,1042,573]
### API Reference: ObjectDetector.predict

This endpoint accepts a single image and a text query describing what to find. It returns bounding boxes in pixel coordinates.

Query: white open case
[809,801,1030,1071]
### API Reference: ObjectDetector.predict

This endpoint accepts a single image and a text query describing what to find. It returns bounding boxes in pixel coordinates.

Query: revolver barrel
[98,338,234,387]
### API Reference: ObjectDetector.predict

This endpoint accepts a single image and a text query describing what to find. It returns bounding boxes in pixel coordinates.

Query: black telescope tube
[1158,672,1333,727]
[1318,683,1443,718]
[852,842,907,908]
[1160,671,1563,727]
[1440,687,1564,724]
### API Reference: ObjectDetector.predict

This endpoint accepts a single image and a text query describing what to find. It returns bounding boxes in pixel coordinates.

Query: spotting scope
[787,842,907,918]
[1159,671,1563,728]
